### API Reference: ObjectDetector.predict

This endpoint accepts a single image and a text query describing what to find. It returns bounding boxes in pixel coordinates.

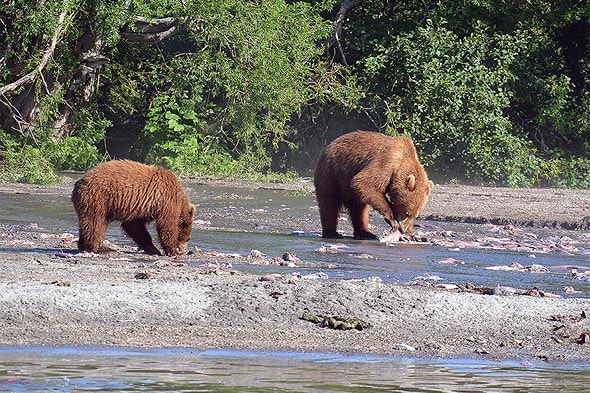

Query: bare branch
[120,16,189,42]
[326,1,381,130]
[0,11,68,96]
[326,0,361,66]
[334,0,361,41]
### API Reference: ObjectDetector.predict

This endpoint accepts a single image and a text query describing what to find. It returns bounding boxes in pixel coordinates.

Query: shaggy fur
[314,131,433,239]
[72,160,195,256]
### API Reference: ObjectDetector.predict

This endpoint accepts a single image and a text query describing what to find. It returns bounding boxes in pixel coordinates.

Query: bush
[361,21,541,186]
[146,135,237,177]
[539,157,590,188]
[0,147,60,184]
[41,137,102,171]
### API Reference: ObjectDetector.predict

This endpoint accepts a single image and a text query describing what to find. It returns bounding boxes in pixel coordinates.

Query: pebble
[314,244,348,253]
[259,274,283,282]
[435,283,459,290]
[282,252,299,262]
[289,231,321,237]
[301,272,329,280]
[486,262,549,273]
[249,249,265,258]
[573,270,590,281]
[438,257,463,265]
[392,343,416,351]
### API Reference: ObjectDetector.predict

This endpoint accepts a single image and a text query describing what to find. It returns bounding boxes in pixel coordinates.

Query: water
[184,183,590,298]
[1,181,590,390]
[3,182,589,297]
[191,228,590,297]
[0,346,589,392]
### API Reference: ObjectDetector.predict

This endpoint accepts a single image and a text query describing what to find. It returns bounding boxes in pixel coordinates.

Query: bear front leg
[351,173,396,228]
[155,220,182,256]
[357,190,396,230]
[365,192,404,234]
[122,220,163,256]
[345,201,378,240]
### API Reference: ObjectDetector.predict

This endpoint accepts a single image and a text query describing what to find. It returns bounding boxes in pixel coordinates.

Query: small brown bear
[314,130,433,240]
[72,160,195,256]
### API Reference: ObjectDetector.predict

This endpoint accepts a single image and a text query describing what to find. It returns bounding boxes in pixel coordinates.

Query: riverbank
[0,178,590,362]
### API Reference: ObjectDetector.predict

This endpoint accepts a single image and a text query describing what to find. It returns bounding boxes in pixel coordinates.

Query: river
[0,180,589,391]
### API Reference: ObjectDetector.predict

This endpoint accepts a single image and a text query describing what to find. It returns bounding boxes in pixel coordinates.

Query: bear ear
[406,174,416,191]
[188,203,196,218]
[428,180,434,191]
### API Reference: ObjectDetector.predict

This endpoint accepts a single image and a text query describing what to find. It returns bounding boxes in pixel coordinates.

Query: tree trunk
[54,28,108,138]
[326,0,361,66]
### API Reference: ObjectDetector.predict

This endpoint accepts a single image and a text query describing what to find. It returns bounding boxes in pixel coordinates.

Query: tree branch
[120,16,189,42]
[324,1,379,129]
[0,11,68,96]
[326,0,361,66]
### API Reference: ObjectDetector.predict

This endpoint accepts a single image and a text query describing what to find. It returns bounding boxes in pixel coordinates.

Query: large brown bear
[71,160,195,256]
[314,130,433,240]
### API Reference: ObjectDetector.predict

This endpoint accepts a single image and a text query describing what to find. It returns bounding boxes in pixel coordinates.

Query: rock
[301,311,371,331]
[392,343,416,351]
[249,249,265,258]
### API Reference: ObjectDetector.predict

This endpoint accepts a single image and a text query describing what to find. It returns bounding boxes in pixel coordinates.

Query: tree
[1,0,589,187]
[329,0,590,186]
[0,0,343,178]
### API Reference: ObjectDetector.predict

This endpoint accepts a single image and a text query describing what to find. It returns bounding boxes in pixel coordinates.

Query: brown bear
[314,130,433,240]
[71,160,195,256]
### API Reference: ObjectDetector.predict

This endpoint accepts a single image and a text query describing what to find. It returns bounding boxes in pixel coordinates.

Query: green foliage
[2,0,590,187]
[0,130,60,184]
[343,1,590,187]
[366,21,538,186]
[104,0,337,176]
[539,158,590,189]
[0,145,59,184]
[183,0,334,168]
[143,94,235,176]
[41,137,102,171]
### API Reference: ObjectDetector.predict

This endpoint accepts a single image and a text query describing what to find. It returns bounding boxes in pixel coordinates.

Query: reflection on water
[0,347,589,392]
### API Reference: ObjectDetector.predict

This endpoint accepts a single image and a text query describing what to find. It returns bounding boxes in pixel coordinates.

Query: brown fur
[314,131,433,239]
[71,160,195,256]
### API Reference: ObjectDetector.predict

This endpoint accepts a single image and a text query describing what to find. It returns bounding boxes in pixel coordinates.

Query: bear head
[386,163,433,234]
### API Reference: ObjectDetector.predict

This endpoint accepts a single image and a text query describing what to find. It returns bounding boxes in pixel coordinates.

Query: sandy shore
[1,178,590,363]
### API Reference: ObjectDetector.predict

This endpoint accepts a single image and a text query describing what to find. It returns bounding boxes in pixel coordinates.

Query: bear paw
[353,230,379,240]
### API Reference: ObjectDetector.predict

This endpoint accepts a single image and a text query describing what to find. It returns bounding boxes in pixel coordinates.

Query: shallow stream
[1,346,589,392]
[1,181,590,390]
[188,183,590,298]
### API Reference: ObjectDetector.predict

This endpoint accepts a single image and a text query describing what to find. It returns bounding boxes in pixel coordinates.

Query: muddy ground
[1,178,590,363]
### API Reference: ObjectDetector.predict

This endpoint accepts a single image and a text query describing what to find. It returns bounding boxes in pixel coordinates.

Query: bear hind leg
[317,194,343,239]
[121,220,163,256]
[346,201,378,240]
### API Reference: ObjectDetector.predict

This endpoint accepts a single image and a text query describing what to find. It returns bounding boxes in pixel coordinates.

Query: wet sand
[1,178,590,362]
